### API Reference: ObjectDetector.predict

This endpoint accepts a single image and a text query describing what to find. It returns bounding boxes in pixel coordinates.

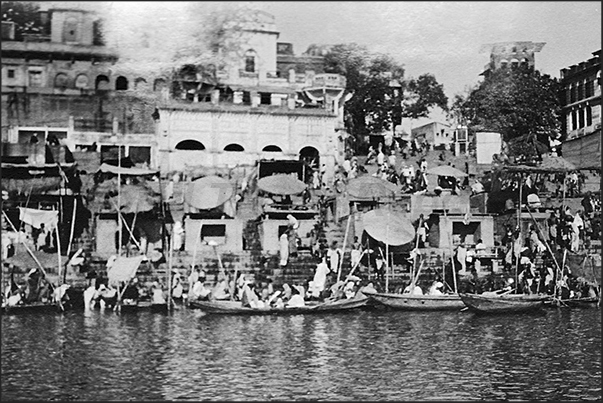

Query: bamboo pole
[442,207,458,293]
[337,214,352,282]
[54,225,64,311]
[110,200,141,250]
[117,144,122,257]
[64,197,77,285]
[167,224,174,311]
[515,172,523,292]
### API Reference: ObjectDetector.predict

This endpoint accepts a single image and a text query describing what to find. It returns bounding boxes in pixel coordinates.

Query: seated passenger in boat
[241,282,265,309]
[212,278,230,300]
[403,283,424,295]
[428,280,444,295]
[150,282,167,304]
[122,279,140,305]
[281,283,293,302]
[191,278,211,301]
[287,285,306,308]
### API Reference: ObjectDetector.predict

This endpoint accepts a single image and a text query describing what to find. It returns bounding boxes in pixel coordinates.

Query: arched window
[116,76,129,90]
[244,50,256,73]
[224,143,244,152]
[95,74,110,90]
[153,78,167,92]
[54,73,69,88]
[75,74,89,89]
[262,145,282,152]
[63,17,79,42]
[175,140,205,150]
[134,77,147,90]
[499,59,508,69]
[299,146,320,169]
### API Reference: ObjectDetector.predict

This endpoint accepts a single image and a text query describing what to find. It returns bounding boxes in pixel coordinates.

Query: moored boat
[189,294,370,315]
[364,290,465,311]
[459,293,550,314]
[544,296,601,308]
[1,301,62,314]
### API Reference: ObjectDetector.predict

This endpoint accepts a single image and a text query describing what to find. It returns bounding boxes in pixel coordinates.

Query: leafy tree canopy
[1,1,46,40]
[451,66,561,147]
[323,43,448,140]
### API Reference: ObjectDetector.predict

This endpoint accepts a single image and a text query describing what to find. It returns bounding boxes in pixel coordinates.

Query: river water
[1,306,601,401]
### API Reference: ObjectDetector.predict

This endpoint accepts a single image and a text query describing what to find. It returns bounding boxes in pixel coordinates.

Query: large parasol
[426,165,468,178]
[362,208,415,246]
[257,174,306,196]
[346,175,399,199]
[110,184,161,213]
[184,175,234,210]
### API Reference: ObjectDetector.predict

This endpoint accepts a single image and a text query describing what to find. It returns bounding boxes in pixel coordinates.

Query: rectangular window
[577,83,584,101]
[578,108,585,128]
[260,92,271,105]
[7,69,15,78]
[570,85,576,103]
[242,91,251,105]
[585,80,595,98]
[571,110,577,130]
[201,224,226,245]
[586,105,593,126]
[28,70,43,87]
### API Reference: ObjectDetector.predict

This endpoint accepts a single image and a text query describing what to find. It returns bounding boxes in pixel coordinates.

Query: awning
[257,174,307,195]
[362,209,415,246]
[107,255,145,286]
[346,175,398,200]
[97,163,159,176]
[184,175,234,210]
[499,155,577,173]
[19,207,59,230]
[426,165,468,178]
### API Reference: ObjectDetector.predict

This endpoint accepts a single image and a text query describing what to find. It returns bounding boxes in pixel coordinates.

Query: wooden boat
[1,301,63,314]
[364,290,465,311]
[188,295,370,315]
[544,296,600,308]
[459,293,550,314]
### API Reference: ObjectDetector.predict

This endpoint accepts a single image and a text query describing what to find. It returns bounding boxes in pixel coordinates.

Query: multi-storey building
[155,11,348,182]
[559,49,601,140]
[1,5,158,167]
[559,49,601,170]
[479,41,546,77]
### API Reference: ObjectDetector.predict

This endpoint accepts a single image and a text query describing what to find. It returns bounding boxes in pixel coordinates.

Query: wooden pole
[515,172,523,292]
[64,197,77,285]
[167,225,173,311]
[117,144,122,257]
[337,214,352,282]
[442,207,458,293]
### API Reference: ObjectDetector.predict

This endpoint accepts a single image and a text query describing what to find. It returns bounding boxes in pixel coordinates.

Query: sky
[47,1,602,126]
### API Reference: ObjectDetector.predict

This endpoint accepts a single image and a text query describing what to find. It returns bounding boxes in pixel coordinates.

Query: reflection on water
[2,307,601,401]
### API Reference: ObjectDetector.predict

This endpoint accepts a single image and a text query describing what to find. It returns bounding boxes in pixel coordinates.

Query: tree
[452,66,561,147]
[1,1,46,40]
[323,43,448,147]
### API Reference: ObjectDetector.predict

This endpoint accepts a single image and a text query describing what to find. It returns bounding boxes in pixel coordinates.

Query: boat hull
[367,292,465,311]
[1,302,62,315]
[189,296,370,315]
[459,293,549,314]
